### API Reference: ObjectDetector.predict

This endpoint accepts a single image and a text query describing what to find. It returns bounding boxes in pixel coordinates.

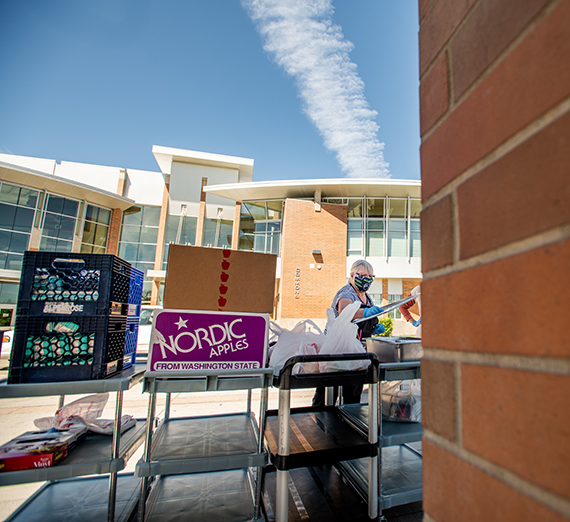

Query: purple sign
[147,309,269,372]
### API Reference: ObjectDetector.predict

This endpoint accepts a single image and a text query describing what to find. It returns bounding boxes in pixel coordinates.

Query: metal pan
[365,336,423,362]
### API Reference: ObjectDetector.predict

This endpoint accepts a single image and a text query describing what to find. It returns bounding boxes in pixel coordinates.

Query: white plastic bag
[34,393,136,435]
[318,302,368,373]
[381,379,422,422]
[268,319,325,375]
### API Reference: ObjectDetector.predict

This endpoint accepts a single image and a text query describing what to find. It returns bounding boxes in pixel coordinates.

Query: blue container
[8,314,127,383]
[123,316,139,369]
[127,267,144,318]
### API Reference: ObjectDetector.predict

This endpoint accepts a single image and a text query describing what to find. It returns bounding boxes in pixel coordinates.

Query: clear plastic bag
[268,319,325,375]
[381,379,422,422]
[318,302,368,373]
[34,393,136,435]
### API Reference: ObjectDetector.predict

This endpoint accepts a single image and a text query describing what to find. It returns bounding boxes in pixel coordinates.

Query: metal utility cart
[135,368,273,521]
[0,364,147,522]
[338,361,423,520]
[264,353,380,522]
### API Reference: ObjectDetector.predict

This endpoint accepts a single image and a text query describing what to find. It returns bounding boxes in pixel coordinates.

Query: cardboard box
[164,245,277,314]
[0,427,88,472]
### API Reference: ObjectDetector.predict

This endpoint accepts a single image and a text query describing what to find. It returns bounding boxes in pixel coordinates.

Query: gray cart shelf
[0,363,147,522]
[338,361,423,520]
[136,369,273,522]
[266,353,380,522]
[5,473,141,522]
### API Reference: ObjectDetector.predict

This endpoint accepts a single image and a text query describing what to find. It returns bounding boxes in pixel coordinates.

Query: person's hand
[373,323,385,335]
[363,305,384,318]
[412,318,421,327]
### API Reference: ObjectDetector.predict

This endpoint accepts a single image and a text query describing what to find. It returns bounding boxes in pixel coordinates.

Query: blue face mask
[354,274,373,292]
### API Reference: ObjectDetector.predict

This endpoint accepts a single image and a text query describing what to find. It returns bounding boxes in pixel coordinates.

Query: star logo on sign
[175,317,188,330]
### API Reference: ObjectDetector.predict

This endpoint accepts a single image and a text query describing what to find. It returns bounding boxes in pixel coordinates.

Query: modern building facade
[0,146,421,332]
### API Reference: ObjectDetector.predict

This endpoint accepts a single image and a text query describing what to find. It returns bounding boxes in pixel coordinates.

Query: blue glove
[363,305,384,318]
[412,318,421,327]
[373,323,385,335]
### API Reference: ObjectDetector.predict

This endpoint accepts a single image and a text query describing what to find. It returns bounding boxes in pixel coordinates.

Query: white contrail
[242,0,390,178]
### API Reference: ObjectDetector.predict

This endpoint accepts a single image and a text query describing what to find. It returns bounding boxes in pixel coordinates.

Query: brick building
[0,146,421,333]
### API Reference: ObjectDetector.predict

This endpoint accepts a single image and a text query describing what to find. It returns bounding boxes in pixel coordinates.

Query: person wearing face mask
[312,259,385,407]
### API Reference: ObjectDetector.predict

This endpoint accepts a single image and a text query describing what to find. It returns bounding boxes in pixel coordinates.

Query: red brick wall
[419,0,570,520]
[106,208,122,256]
[279,199,347,319]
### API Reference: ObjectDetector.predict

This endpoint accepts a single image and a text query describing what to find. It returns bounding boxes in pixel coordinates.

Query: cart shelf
[137,368,272,521]
[144,469,263,522]
[339,444,423,510]
[265,407,375,470]
[0,419,146,486]
[339,403,423,447]
[135,413,267,477]
[0,363,146,398]
[5,473,141,522]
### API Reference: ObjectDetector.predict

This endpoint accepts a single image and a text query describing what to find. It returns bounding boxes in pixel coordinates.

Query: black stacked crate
[9,252,132,383]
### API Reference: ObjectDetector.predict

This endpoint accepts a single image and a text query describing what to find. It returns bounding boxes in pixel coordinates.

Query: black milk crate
[8,314,127,383]
[127,267,144,318]
[17,251,131,317]
[123,316,139,369]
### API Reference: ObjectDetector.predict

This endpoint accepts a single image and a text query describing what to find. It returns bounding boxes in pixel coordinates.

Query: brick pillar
[195,177,207,247]
[106,208,122,256]
[419,1,570,520]
[150,183,170,305]
[279,199,347,320]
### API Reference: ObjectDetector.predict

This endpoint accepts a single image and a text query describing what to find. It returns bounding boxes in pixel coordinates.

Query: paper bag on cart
[319,302,368,373]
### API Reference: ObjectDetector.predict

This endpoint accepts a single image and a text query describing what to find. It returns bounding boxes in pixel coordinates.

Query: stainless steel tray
[365,337,423,362]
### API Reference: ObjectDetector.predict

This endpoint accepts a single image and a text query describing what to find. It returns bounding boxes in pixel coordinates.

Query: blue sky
[0,1,420,181]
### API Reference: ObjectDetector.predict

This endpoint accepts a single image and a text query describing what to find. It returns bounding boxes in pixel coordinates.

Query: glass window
[410,220,421,257]
[369,293,383,306]
[238,201,282,256]
[139,225,159,244]
[0,182,39,270]
[40,194,79,251]
[347,219,363,256]
[122,207,143,226]
[267,200,283,220]
[388,294,403,320]
[119,206,161,301]
[243,201,266,221]
[367,199,385,218]
[0,184,20,205]
[120,225,140,243]
[202,218,232,249]
[388,198,407,218]
[410,199,422,218]
[388,220,407,257]
[367,219,385,256]
[81,204,110,253]
[142,206,161,226]
[347,199,363,218]
[9,232,29,254]
[18,188,38,208]
[13,207,35,232]
[0,204,16,229]
[0,282,19,305]
[46,195,64,214]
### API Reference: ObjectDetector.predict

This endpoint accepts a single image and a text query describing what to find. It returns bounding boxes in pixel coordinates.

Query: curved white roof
[0,161,135,211]
[203,178,421,201]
